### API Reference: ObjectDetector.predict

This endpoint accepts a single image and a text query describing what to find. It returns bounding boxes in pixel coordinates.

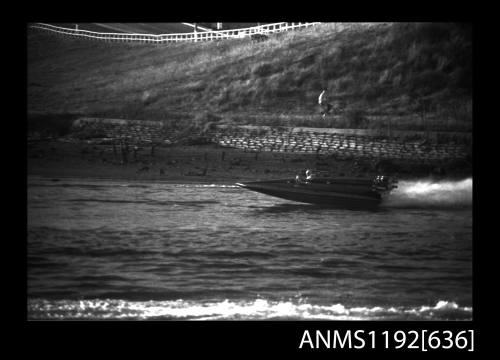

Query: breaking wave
[28,299,472,321]
[382,178,472,209]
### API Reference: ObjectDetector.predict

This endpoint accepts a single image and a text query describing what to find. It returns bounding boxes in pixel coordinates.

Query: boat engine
[372,175,398,193]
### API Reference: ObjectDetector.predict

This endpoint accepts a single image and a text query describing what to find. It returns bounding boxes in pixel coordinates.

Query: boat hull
[236,178,384,209]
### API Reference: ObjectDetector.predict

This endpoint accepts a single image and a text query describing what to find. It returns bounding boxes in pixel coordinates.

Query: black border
[22,10,486,357]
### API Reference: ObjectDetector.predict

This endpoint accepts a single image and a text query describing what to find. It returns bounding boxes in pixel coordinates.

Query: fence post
[31,22,321,44]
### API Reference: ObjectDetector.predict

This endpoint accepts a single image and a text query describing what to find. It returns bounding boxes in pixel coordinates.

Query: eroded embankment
[68,117,471,162]
[28,117,472,182]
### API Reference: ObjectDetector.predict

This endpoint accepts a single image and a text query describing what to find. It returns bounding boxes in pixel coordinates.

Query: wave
[29,183,109,189]
[27,299,472,321]
[28,178,239,189]
[65,199,219,207]
[174,184,239,188]
[382,178,472,209]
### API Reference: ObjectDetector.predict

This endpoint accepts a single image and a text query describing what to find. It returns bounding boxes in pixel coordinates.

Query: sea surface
[27,175,473,320]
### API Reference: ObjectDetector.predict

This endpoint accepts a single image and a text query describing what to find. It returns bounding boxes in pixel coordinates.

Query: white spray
[382,178,472,208]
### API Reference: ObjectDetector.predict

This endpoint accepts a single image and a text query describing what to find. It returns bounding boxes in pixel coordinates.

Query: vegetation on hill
[28,22,472,132]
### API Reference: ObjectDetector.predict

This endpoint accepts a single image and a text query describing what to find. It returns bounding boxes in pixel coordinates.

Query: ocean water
[27,176,473,320]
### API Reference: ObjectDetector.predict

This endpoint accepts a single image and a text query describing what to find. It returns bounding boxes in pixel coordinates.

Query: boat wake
[382,178,472,209]
[28,298,471,320]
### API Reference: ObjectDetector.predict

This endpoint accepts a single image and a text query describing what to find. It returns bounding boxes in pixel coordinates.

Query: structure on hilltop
[30,22,321,43]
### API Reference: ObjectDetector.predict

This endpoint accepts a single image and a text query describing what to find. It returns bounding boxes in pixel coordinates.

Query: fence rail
[29,22,324,43]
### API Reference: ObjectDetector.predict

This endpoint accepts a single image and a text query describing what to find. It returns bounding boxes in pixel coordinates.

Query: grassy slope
[28,23,472,132]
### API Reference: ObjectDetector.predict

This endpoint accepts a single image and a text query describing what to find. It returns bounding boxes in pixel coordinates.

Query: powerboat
[236,172,397,209]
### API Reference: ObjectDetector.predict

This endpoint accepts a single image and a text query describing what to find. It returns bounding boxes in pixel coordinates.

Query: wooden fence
[29,22,324,43]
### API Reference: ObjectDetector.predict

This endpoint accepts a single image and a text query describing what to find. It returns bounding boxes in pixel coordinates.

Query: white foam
[28,299,472,320]
[383,178,472,208]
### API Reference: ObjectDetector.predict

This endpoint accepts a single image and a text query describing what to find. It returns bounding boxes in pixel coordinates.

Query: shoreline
[27,174,241,185]
[28,140,472,183]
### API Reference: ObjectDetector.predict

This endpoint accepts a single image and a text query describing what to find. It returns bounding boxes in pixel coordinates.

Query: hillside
[28,23,472,133]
